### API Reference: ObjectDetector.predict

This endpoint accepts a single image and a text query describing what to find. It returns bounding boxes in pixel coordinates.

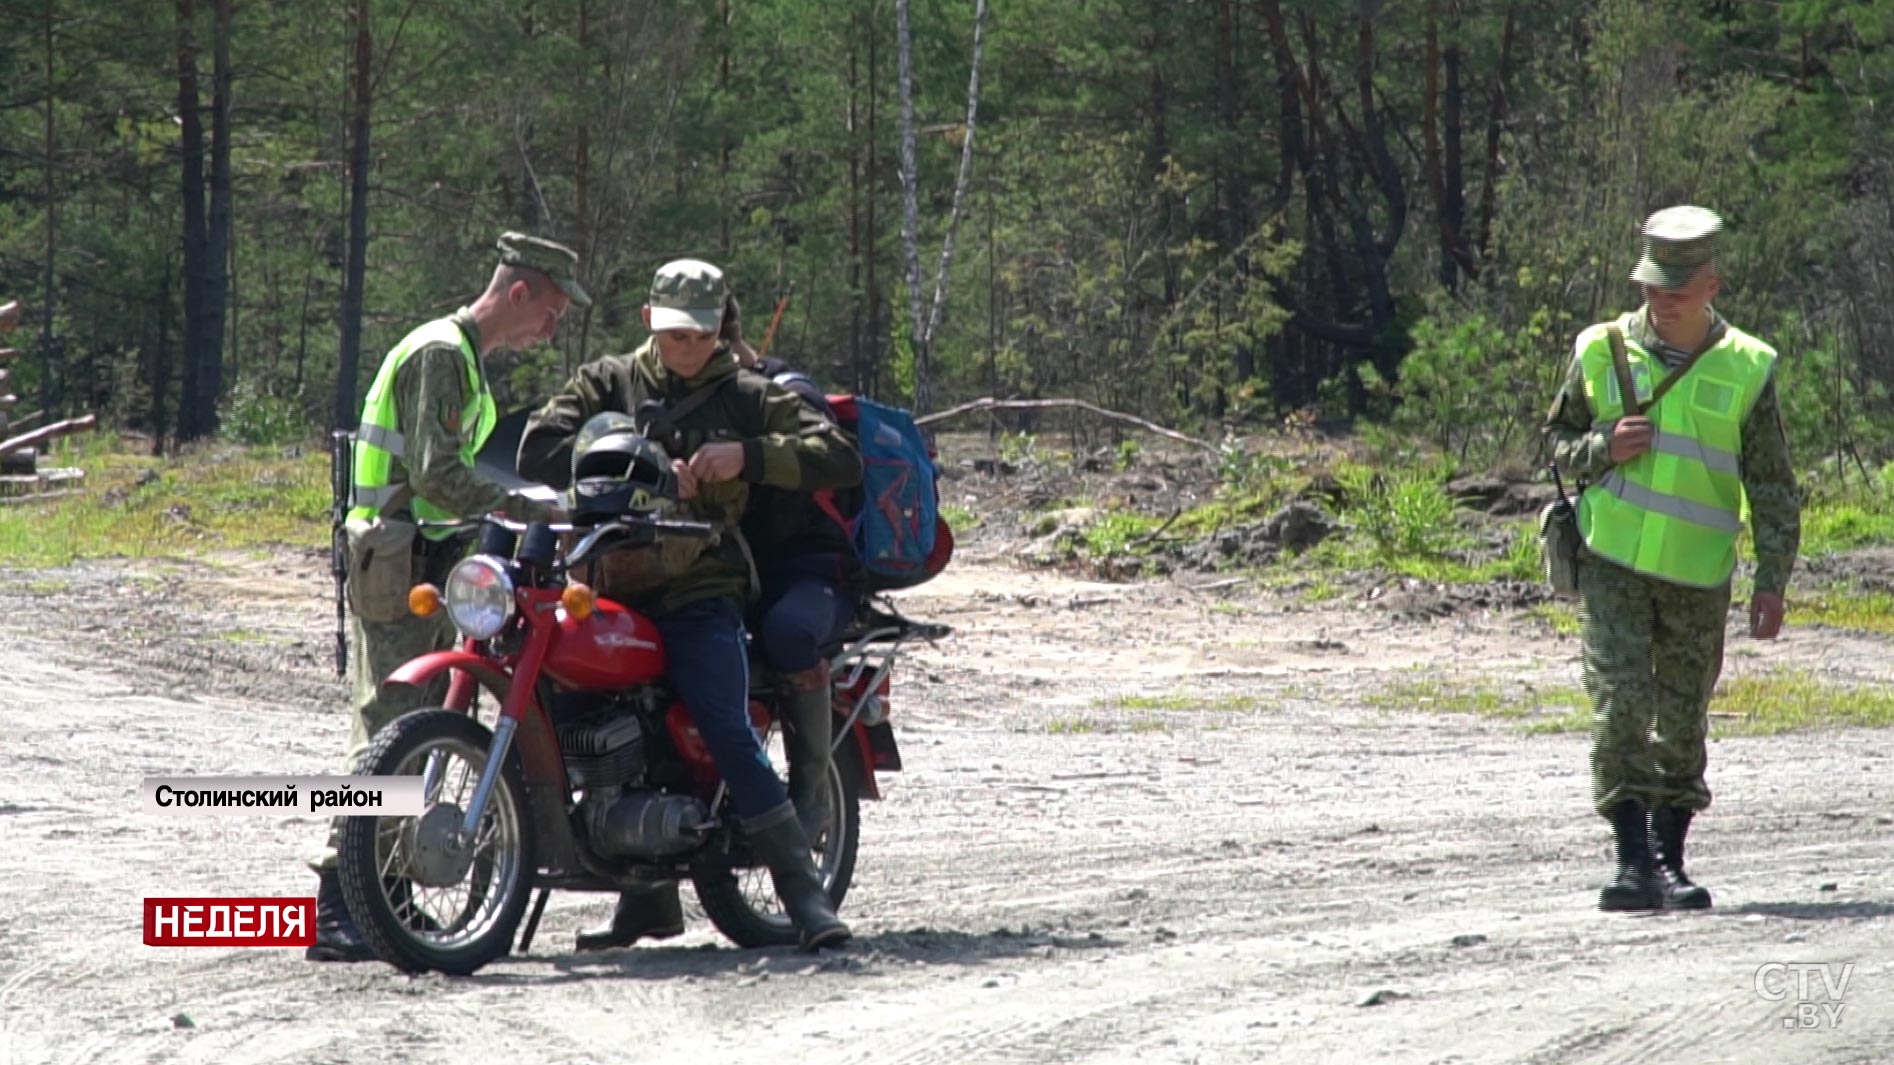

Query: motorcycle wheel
[693,736,862,949]
[337,709,536,975]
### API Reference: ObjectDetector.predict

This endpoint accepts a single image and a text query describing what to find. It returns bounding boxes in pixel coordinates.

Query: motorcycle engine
[557,708,646,791]
[559,700,712,859]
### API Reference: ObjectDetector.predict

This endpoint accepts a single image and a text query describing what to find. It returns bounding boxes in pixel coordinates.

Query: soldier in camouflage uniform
[518,259,862,952]
[1542,206,1801,913]
[307,233,589,962]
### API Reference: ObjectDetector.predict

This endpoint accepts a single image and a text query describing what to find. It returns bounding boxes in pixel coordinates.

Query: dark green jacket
[517,341,862,615]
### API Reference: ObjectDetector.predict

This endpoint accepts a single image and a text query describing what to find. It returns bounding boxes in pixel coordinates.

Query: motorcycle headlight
[444,555,516,640]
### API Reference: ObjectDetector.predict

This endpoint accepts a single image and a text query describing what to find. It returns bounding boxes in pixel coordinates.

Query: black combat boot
[1651,806,1713,910]
[1598,799,1665,912]
[305,869,376,963]
[574,882,686,952]
[744,800,851,951]
[782,663,836,840]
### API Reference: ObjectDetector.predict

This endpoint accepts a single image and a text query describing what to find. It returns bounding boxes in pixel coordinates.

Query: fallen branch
[915,398,1218,453]
[1128,507,1184,550]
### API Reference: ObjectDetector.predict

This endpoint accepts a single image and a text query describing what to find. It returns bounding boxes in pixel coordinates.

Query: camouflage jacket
[1541,306,1802,595]
[386,310,550,525]
[517,340,863,615]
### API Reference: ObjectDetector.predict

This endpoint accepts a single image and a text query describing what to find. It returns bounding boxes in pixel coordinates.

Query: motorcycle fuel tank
[542,599,667,690]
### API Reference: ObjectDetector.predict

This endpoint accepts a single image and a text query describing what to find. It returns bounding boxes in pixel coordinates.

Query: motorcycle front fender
[382,650,508,709]
[379,650,569,794]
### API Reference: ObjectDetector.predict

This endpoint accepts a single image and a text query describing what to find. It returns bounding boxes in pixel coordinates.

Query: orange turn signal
[562,582,596,621]
[409,583,442,617]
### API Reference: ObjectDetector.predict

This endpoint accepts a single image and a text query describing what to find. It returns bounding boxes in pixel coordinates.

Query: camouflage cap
[1629,206,1722,290]
[647,259,728,334]
[497,232,592,308]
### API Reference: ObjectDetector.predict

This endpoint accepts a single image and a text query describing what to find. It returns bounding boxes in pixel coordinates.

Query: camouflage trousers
[311,536,465,873]
[1578,554,1731,818]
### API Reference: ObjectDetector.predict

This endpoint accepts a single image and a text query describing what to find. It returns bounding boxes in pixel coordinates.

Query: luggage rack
[826,596,952,743]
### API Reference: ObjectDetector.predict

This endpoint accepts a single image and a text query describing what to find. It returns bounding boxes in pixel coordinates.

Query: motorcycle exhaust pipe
[587,791,712,859]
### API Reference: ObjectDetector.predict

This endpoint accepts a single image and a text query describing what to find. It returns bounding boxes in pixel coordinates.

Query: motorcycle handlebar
[416,513,717,539]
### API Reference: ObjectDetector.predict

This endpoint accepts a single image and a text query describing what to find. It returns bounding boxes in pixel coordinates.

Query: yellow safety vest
[1575,313,1775,587]
[345,317,498,541]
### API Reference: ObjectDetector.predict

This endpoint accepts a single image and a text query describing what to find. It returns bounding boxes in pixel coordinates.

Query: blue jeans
[653,597,786,820]
[754,573,854,674]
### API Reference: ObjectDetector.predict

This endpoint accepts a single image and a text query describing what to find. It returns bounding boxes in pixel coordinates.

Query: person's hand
[1750,591,1785,640]
[688,442,746,484]
[1609,415,1654,463]
[672,459,699,501]
[731,334,760,368]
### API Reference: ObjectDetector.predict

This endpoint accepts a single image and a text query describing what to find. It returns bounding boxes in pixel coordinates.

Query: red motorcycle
[334,513,948,975]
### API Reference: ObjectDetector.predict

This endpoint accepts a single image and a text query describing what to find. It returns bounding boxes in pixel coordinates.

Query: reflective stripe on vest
[355,422,405,460]
[345,317,497,539]
[1574,315,1774,588]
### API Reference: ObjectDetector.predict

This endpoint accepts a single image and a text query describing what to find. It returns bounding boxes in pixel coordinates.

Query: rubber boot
[574,882,686,951]
[1598,799,1665,912]
[1651,806,1713,910]
[744,801,851,951]
[305,869,376,963]
[782,663,835,840]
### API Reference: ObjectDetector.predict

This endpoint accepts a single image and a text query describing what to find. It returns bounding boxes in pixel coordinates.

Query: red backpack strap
[813,489,853,532]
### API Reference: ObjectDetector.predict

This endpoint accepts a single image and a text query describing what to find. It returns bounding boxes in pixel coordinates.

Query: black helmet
[569,412,677,522]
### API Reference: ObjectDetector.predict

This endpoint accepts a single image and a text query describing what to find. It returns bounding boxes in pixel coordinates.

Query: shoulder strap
[385,482,415,515]
[664,374,733,424]
[1606,323,1641,418]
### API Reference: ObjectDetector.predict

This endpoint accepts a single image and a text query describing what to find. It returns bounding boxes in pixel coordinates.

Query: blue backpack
[814,394,951,590]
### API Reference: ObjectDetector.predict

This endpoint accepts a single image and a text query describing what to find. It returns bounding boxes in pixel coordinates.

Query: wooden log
[0,489,82,506]
[0,302,18,334]
[0,412,97,456]
[913,397,1219,453]
[0,347,18,363]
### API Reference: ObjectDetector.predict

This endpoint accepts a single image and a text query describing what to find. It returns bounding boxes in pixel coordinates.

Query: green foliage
[1388,311,1559,469]
[8,0,1894,480]
[1708,670,1894,735]
[941,503,980,533]
[1367,676,1589,732]
[1079,512,1160,556]
[219,382,307,448]
[0,441,328,566]
[1793,587,1894,637]
[1335,463,1462,559]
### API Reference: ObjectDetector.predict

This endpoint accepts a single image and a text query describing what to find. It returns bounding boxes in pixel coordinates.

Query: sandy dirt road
[2,544,1892,1064]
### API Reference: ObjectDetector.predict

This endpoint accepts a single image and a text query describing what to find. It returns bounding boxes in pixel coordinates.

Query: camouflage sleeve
[1741,377,1801,596]
[738,387,864,491]
[1541,348,1615,483]
[517,360,618,490]
[396,346,550,522]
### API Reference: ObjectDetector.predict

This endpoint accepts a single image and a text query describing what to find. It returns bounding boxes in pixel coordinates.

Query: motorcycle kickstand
[515,885,552,955]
